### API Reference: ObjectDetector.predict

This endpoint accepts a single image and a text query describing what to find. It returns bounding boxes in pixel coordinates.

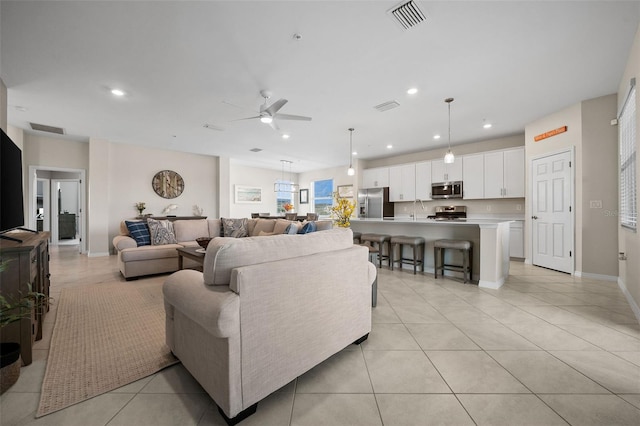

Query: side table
[176,246,206,270]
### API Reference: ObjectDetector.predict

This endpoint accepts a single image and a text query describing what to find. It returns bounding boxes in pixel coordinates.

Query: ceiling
[2,1,639,173]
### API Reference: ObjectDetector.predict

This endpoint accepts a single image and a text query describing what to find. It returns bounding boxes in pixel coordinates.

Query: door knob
[531,216,538,220]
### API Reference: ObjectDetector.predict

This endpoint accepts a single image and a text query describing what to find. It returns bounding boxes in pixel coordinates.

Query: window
[620,79,637,230]
[313,179,333,217]
[275,179,295,213]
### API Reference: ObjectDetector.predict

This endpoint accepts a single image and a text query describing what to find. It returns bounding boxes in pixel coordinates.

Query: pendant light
[444,97,455,164]
[274,160,299,193]
[347,128,355,176]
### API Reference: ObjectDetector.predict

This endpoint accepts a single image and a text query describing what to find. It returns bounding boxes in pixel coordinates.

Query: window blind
[619,79,637,230]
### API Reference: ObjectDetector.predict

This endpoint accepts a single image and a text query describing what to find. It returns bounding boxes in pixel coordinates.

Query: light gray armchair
[163,229,376,425]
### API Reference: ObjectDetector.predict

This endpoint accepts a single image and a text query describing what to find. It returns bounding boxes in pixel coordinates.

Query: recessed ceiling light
[352,151,358,156]
[282,134,290,139]
[386,144,393,149]
[111,88,125,97]
[407,87,418,95]
[483,123,493,129]
[433,134,441,140]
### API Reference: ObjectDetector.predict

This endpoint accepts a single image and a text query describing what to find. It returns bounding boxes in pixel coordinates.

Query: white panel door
[531,151,573,273]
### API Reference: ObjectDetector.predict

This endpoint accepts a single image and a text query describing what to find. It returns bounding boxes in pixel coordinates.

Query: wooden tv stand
[0,231,51,365]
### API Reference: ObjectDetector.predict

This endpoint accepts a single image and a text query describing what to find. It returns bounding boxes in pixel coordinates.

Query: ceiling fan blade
[264,98,288,116]
[273,113,312,121]
[230,115,261,122]
[269,120,280,131]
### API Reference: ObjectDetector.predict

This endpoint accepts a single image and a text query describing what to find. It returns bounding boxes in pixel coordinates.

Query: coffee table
[176,246,206,270]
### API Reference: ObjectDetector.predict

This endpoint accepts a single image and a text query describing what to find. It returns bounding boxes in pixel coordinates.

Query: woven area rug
[37,280,178,417]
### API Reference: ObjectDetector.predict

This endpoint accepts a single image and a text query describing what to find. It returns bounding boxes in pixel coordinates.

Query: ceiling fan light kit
[444,97,455,164]
[236,90,312,132]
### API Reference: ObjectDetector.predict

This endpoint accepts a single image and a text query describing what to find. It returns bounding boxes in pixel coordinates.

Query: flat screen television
[1,129,26,235]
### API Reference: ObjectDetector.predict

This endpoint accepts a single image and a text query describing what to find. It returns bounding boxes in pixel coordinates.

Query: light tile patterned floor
[2,246,640,425]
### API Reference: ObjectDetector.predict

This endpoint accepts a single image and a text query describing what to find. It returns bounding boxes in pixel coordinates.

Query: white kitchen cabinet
[462,153,484,199]
[483,147,525,198]
[431,159,462,183]
[415,161,432,200]
[504,148,525,198]
[389,164,416,202]
[362,167,389,188]
[510,220,524,258]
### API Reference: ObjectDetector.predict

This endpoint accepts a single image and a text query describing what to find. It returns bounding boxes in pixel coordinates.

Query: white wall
[107,142,218,249]
[228,164,298,218]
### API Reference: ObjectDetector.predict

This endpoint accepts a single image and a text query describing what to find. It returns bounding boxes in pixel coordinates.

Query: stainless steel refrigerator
[357,187,394,219]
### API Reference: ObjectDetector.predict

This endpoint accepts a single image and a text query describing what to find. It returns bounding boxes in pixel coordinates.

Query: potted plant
[0,260,50,394]
[330,192,356,228]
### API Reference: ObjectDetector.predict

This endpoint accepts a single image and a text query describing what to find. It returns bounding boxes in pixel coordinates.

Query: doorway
[29,166,87,254]
[530,149,574,274]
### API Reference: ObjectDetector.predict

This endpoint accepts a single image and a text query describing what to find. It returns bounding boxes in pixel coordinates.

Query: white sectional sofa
[162,228,376,425]
[112,218,333,280]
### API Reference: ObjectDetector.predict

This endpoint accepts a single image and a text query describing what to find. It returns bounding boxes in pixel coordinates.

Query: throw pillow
[147,218,177,245]
[221,218,249,238]
[258,231,275,236]
[285,223,300,234]
[125,220,151,246]
[298,221,317,234]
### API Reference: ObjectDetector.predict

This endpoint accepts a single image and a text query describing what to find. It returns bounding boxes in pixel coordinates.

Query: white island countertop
[353,217,514,227]
[350,217,512,289]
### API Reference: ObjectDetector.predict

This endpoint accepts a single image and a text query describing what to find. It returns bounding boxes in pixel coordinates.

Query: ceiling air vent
[249,148,263,152]
[388,1,427,30]
[374,100,400,112]
[30,122,65,135]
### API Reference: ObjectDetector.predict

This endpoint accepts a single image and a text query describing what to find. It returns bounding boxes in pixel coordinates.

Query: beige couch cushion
[120,244,183,262]
[250,219,276,236]
[174,219,209,242]
[273,219,292,234]
[208,219,222,238]
[203,228,353,286]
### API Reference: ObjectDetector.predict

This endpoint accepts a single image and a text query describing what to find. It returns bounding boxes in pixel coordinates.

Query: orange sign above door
[534,126,567,142]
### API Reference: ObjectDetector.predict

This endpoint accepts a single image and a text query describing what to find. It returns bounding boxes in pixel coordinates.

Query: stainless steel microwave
[431,181,463,199]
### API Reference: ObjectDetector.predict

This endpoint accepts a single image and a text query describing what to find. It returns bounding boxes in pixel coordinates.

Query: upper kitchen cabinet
[362,167,389,188]
[389,164,416,202]
[462,153,484,199]
[484,147,525,198]
[431,158,462,183]
[415,161,432,200]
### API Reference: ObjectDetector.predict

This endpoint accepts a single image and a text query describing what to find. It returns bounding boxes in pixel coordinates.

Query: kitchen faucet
[413,199,425,220]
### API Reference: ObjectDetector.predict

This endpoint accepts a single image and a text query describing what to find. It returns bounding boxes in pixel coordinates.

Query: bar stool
[390,235,426,274]
[434,239,473,283]
[360,233,391,268]
[352,231,362,245]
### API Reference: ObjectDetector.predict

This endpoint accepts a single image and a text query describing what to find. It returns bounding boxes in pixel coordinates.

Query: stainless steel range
[428,205,467,221]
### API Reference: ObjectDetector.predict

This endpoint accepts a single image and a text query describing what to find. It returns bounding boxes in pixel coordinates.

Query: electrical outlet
[589,200,602,209]
[516,204,522,211]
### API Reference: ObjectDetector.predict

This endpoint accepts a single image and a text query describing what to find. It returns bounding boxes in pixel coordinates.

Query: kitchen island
[350,218,512,289]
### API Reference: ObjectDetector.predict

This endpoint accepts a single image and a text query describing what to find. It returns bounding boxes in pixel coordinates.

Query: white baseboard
[618,277,640,324]
[579,272,619,282]
[479,278,505,289]
[88,251,110,258]
[574,270,582,277]
[524,258,532,265]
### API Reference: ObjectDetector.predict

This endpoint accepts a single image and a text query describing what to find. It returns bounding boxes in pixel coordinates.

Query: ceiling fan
[234,90,312,131]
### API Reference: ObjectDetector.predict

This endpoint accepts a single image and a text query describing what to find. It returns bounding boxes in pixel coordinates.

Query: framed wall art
[337,184,354,198]
[235,185,262,203]
[299,188,309,204]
